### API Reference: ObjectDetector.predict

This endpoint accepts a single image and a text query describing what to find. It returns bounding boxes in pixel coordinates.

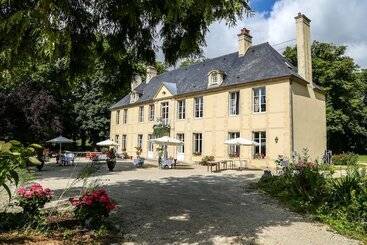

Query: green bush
[259,150,367,240]
[199,155,215,166]
[332,153,359,166]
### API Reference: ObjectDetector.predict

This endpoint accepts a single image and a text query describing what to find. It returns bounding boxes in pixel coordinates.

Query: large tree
[284,41,367,153]
[0,0,251,144]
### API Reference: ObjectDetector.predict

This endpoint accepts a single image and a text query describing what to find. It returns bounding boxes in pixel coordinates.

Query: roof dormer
[207,70,224,87]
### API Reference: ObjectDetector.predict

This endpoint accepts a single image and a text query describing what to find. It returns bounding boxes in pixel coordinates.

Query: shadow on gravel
[49,172,302,244]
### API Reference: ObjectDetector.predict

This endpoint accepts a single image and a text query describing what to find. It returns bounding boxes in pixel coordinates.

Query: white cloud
[203,0,367,68]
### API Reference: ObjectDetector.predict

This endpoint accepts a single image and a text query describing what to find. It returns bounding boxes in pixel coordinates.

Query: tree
[180,57,206,68]
[284,41,367,153]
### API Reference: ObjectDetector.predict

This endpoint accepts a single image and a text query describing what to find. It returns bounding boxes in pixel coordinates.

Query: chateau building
[109,13,326,168]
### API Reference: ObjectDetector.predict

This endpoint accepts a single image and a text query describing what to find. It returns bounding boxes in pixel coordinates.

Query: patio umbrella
[97,139,119,147]
[47,136,73,154]
[150,136,183,162]
[224,137,259,169]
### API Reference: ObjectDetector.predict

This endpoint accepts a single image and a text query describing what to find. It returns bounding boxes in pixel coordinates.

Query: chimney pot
[238,27,252,56]
[295,13,312,83]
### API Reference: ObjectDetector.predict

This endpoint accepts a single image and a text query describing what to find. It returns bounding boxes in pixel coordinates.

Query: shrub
[332,153,359,166]
[199,155,215,165]
[69,189,116,229]
[16,183,53,216]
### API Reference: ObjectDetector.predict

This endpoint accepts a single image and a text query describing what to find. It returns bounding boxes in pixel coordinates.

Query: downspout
[289,81,295,155]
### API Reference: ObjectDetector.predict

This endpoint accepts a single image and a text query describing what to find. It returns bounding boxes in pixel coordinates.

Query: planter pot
[107,160,116,171]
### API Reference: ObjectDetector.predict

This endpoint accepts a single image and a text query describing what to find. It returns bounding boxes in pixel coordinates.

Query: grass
[359,155,367,164]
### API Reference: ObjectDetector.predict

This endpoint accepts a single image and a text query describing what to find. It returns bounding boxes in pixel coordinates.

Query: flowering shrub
[16,183,53,216]
[69,189,116,228]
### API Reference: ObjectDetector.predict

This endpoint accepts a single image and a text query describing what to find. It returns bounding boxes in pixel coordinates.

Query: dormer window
[130,92,140,103]
[208,70,224,87]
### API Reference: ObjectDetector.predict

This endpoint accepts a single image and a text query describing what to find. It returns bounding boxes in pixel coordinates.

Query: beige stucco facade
[109,13,326,169]
[110,76,326,169]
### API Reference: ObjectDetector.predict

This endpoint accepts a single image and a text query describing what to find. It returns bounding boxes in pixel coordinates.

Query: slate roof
[111,42,303,109]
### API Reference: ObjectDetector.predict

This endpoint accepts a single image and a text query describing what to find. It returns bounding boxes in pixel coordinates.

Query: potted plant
[106,148,116,171]
[134,146,144,167]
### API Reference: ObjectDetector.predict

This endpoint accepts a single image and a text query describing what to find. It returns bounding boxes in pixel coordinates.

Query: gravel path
[25,160,360,244]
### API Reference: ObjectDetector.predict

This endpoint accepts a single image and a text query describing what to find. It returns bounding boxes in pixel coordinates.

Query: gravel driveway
[30,160,359,244]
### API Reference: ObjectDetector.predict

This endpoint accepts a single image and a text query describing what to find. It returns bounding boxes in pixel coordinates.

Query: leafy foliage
[283,42,367,153]
[0,140,42,199]
[332,153,359,166]
[259,152,367,241]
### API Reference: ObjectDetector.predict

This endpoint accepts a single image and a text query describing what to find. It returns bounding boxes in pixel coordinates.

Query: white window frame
[123,109,128,124]
[138,106,144,122]
[229,91,240,115]
[177,133,185,153]
[253,87,266,113]
[121,135,127,151]
[137,134,143,148]
[228,132,240,156]
[161,102,169,125]
[193,133,203,155]
[116,110,120,124]
[253,131,266,159]
[148,134,154,151]
[194,97,203,118]
[149,104,155,121]
[177,100,186,119]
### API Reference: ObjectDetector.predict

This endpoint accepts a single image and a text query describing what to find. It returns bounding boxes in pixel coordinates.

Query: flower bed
[69,189,116,229]
[16,183,53,216]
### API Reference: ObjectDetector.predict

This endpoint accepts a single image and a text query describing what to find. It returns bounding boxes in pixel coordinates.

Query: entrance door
[176,133,185,162]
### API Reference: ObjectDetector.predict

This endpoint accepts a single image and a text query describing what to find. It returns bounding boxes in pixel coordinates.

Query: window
[253,87,266,112]
[253,131,266,159]
[210,73,218,85]
[149,104,155,121]
[177,100,186,119]
[116,110,120,124]
[228,132,240,156]
[161,102,169,125]
[229,91,240,115]
[148,134,155,151]
[177,133,185,153]
[123,109,128,124]
[138,106,144,122]
[137,134,143,148]
[194,97,203,118]
[122,135,127,151]
[115,135,119,150]
[193,133,202,155]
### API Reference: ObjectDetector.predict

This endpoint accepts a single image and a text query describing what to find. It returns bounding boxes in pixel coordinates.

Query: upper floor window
[229,91,240,115]
[253,131,266,159]
[116,110,120,124]
[177,100,186,119]
[161,102,169,125]
[123,109,128,124]
[253,87,266,113]
[194,97,203,118]
[138,106,144,122]
[208,70,224,87]
[193,133,202,155]
[149,104,155,121]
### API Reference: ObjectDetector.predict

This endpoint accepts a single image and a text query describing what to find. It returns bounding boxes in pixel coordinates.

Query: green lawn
[358,155,367,164]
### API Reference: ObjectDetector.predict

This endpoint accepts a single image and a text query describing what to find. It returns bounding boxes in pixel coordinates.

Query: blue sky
[202,0,367,68]
[251,0,277,14]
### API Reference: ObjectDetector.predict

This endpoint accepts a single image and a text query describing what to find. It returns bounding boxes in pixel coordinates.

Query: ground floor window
[228,132,240,157]
[193,133,202,155]
[115,135,119,150]
[148,134,155,151]
[253,131,266,159]
[177,133,184,153]
[137,134,143,148]
[122,135,127,151]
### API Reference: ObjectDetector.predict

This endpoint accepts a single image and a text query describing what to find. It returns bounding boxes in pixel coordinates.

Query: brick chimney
[146,66,157,84]
[238,28,252,56]
[295,13,312,83]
